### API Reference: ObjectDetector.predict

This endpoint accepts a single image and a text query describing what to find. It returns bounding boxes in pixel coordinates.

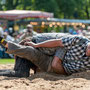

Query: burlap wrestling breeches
[6,42,66,72]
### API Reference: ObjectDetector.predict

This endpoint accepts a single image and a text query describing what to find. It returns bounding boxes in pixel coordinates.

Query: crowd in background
[0,24,37,58]
[0,24,90,58]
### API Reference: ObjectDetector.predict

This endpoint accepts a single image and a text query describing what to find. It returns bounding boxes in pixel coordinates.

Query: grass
[0,59,15,64]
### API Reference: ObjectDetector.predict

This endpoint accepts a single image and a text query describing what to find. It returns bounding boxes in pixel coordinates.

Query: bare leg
[6,42,67,75]
[52,56,67,75]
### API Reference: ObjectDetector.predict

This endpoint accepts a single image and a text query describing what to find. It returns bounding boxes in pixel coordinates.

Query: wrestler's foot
[0,70,29,77]
[0,36,7,47]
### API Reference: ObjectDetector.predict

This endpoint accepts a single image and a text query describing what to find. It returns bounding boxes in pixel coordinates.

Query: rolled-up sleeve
[55,48,66,60]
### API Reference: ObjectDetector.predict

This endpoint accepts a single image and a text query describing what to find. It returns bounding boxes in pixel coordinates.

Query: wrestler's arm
[25,39,64,48]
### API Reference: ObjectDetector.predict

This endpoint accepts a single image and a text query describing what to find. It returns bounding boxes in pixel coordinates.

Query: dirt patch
[0,64,90,90]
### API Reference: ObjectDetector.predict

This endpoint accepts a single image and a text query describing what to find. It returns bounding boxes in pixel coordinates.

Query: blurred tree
[16,0,32,10]
[56,0,78,18]
[83,0,90,19]
[0,0,89,19]
[0,0,32,10]
[0,0,19,10]
[32,0,60,17]
[5,0,18,10]
[0,0,3,10]
[56,0,90,19]
[0,0,6,10]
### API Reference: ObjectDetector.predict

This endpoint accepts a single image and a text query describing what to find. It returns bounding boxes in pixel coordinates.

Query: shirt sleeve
[61,36,86,50]
[55,47,66,60]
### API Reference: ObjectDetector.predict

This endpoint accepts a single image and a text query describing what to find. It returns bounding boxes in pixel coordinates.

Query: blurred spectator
[13,32,20,43]
[72,30,78,35]
[86,26,90,39]
[51,30,56,33]
[3,32,14,42]
[0,45,4,58]
[76,27,83,35]
[87,26,90,32]
[82,30,87,36]
[68,27,73,34]
[8,27,13,36]
[3,26,9,33]
[18,24,37,41]
[3,32,14,58]
[81,26,90,40]
[0,27,4,37]
[69,27,78,35]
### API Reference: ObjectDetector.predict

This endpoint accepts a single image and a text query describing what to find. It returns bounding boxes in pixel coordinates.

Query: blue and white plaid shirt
[61,35,90,75]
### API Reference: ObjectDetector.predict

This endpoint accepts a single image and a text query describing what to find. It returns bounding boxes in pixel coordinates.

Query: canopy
[0,10,54,20]
[47,18,90,24]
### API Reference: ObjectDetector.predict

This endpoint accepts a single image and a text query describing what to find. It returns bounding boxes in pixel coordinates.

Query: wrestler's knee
[51,56,62,70]
[51,56,67,75]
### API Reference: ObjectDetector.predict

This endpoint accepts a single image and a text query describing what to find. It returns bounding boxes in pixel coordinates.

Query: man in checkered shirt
[61,35,90,75]
[23,35,90,75]
[0,35,90,75]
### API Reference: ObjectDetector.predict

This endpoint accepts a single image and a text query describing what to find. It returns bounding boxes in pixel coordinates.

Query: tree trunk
[85,6,90,19]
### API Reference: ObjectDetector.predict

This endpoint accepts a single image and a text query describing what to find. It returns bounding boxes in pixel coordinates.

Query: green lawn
[0,59,15,64]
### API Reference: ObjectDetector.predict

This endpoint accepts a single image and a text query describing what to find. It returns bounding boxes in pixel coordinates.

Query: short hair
[27,24,33,28]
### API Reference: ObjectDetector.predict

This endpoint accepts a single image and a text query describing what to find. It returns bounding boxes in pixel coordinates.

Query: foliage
[0,0,89,19]
[56,0,90,19]
[32,0,60,17]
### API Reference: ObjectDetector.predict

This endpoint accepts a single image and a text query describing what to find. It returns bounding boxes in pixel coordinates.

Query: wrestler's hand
[24,41,37,48]
[19,38,31,45]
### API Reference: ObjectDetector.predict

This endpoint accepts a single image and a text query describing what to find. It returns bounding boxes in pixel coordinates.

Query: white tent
[0,10,54,20]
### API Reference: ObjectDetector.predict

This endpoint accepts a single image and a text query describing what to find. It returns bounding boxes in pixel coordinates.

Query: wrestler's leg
[0,37,67,75]
[6,42,53,72]
[0,39,35,77]
[0,37,38,77]
[0,57,31,77]
[14,56,37,74]
[52,56,67,75]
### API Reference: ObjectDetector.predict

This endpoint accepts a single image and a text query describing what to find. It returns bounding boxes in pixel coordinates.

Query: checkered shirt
[61,35,90,75]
